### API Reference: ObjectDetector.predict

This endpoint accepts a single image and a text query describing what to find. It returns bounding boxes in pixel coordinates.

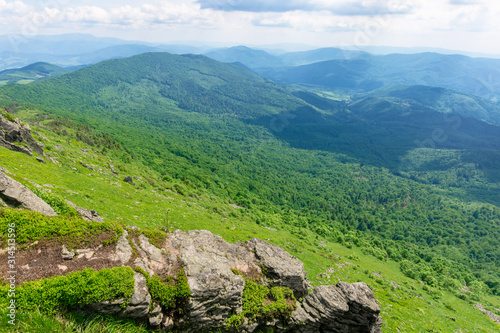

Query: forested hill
[0,51,499,300]
[257,52,500,101]
[3,52,302,119]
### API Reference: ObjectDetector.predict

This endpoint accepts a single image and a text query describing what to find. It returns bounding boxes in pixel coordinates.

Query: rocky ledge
[3,226,383,332]
[0,111,44,157]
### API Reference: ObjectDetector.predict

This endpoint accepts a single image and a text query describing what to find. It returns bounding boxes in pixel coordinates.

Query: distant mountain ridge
[0,62,70,85]
[256,52,500,101]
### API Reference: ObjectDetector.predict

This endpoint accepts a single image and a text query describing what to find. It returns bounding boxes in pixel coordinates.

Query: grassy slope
[0,112,499,332]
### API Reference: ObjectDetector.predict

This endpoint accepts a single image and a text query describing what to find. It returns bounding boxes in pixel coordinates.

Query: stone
[290,282,383,333]
[65,200,104,222]
[149,303,162,316]
[171,229,247,331]
[162,316,174,330]
[121,273,151,318]
[62,245,75,260]
[149,312,163,327]
[80,161,95,171]
[115,230,133,264]
[0,113,44,156]
[75,206,104,222]
[0,172,57,216]
[109,164,119,175]
[123,176,135,185]
[245,237,308,299]
[76,249,95,259]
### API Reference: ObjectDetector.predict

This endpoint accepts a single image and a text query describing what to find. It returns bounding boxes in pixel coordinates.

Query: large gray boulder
[0,171,57,216]
[0,112,44,156]
[171,230,249,332]
[245,238,309,299]
[290,282,383,333]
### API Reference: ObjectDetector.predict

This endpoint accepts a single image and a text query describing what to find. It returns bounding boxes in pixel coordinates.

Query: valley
[0,40,500,332]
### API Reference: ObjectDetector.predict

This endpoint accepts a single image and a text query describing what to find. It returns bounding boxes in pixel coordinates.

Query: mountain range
[0,36,500,331]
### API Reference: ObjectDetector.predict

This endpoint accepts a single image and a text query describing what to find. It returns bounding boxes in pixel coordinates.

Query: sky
[0,0,499,54]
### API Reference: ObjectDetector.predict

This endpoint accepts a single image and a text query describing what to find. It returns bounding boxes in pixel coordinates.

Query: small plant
[134,268,191,311]
[226,278,296,329]
[0,108,17,122]
[30,187,77,216]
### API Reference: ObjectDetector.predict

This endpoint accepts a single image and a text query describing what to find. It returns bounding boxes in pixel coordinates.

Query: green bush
[0,208,122,247]
[226,279,296,329]
[30,187,77,216]
[135,268,191,311]
[0,267,135,315]
[0,108,16,122]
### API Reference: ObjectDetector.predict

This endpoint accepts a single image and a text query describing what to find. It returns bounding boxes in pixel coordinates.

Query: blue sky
[0,0,498,54]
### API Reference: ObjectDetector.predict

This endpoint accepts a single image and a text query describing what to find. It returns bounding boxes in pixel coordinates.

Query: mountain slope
[0,52,499,303]
[1,117,498,332]
[258,52,500,101]
[204,45,284,69]
[357,85,500,125]
[278,47,367,66]
[1,52,300,119]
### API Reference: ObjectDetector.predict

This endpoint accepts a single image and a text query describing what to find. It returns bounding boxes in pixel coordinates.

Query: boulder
[245,238,309,299]
[61,245,75,260]
[0,112,44,156]
[115,230,133,264]
[171,230,247,332]
[66,200,104,222]
[75,206,104,222]
[121,273,151,318]
[290,282,383,333]
[123,176,135,185]
[0,171,57,216]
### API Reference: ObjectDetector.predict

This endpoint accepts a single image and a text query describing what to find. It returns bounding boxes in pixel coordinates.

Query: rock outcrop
[3,227,383,332]
[0,170,57,216]
[245,237,309,299]
[0,111,44,156]
[475,304,500,325]
[290,282,382,333]
[66,200,104,222]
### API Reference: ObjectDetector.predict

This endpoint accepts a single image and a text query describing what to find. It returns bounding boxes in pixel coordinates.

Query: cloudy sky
[1,0,499,54]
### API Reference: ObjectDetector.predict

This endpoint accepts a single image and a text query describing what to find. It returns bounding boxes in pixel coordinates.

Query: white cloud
[253,11,358,32]
[64,6,109,23]
[0,0,32,15]
[0,0,499,54]
[197,0,415,15]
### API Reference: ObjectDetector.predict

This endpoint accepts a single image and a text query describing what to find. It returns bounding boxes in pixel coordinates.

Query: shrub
[135,268,191,311]
[0,208,122,247]
[226,278,296,329]
[0,267,135,315]
[30,187,77,216]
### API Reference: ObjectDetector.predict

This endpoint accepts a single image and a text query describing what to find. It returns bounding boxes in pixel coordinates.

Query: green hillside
[0,52,499,331]
[0,62,70,86]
